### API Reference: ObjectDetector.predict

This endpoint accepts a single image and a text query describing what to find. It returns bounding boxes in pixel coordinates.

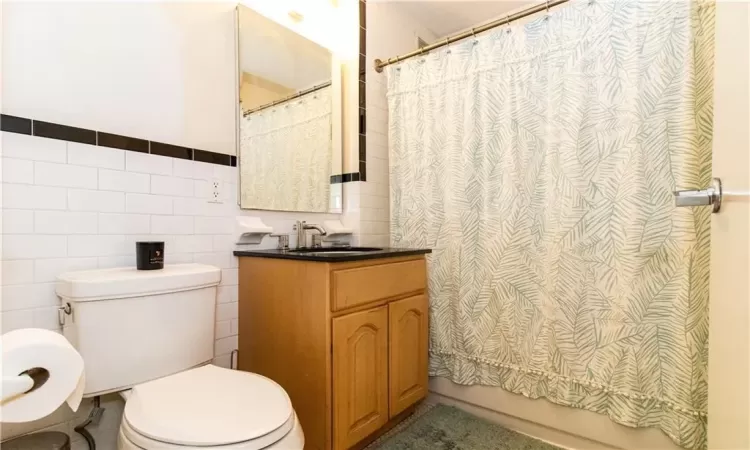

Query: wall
[1,1,237,155]
[355,2,438,247]
[0,1,344,447]
[708,1,750,448]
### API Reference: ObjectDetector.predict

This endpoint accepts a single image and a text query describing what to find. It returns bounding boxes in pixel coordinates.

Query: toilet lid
[124,365,293,446]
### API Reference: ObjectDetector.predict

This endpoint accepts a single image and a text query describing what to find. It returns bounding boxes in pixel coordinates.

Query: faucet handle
[269,233,290,250]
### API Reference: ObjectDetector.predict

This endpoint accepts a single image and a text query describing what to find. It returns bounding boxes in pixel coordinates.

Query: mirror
[237,5,342,213]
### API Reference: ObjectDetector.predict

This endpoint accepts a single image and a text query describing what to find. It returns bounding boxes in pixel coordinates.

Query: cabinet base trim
[350,402,424,450]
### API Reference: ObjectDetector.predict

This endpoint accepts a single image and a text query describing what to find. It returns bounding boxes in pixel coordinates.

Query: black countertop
[233,247,431,262]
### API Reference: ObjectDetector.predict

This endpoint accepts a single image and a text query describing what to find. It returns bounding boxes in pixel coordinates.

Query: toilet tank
[56,264,222,397]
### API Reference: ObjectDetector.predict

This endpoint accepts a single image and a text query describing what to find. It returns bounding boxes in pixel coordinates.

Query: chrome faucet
[269,233,290,250]
[293,221,327,249]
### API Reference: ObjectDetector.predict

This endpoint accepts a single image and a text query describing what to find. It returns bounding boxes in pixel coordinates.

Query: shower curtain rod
[373,0,570,73]
[242,81,332,116]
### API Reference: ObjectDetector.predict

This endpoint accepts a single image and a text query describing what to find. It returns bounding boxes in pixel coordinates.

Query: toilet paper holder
[1,368,50,402]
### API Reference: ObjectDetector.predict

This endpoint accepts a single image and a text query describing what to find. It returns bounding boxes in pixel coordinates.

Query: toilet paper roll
[1,328,85,423]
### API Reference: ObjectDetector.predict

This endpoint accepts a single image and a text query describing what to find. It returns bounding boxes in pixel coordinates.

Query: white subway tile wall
[34,211,98,234]
[1,132,341,374]
[3,209,34,233]
[125,151,173,176]
[150,174,195,197]
[125,193,174,215]
[34,161,98,189]
[4,183,68,210]
[352,2,438,248]
[2,158,34,184]
[98,169,150,193]
[2,132,67,162]
[67,142,125,170]
[68,188,125,212]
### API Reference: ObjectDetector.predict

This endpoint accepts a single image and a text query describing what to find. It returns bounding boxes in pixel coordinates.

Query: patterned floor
[367,404,561,450]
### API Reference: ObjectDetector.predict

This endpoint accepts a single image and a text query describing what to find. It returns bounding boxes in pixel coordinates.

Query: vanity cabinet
[388,294,429,417]
[237,254,429,450]
[332,306,389,449]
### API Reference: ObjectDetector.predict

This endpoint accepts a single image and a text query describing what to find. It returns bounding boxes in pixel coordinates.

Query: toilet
[56,263,304,449]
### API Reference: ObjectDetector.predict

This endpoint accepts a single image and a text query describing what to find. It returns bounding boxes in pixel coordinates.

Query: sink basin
[289,247,383,254]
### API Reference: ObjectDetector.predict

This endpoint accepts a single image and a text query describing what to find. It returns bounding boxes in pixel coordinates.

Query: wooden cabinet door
[388,294,429,417]
[332,306,389,450]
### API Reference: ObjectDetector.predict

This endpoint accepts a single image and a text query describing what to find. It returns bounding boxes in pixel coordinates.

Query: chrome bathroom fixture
[374,0,571,73]
[673,177,750,213]
[674,178,723,212]
[293,221,327,248]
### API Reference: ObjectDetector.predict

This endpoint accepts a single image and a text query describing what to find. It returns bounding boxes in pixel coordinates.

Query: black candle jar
[136,241,164,270]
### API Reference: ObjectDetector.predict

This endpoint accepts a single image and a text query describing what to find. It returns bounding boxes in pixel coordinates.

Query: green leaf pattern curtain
[239,86,332,212]
[387,1,714,448]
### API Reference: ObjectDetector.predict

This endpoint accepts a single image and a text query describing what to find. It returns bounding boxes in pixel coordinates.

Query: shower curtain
[387,1,714,448]
[240,85,332,212]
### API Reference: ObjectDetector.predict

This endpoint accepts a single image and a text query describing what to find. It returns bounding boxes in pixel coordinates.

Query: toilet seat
[119,411,302,449]
[121,365,297,449]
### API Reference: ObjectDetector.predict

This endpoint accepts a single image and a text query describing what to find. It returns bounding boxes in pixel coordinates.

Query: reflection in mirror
[237,5,341,213]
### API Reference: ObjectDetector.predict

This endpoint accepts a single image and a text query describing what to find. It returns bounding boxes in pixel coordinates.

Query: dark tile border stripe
[194,149,230,165]
[2,114,362,182]
[34,120,96,145]
[0,114,233,167]
[0,115,32,135]
[330,172,362,184]
[98,132,149,153]
[358,0,367,182]
[151,141,193,160]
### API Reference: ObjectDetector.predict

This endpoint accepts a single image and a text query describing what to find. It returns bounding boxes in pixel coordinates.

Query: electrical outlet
[209,179,223,203]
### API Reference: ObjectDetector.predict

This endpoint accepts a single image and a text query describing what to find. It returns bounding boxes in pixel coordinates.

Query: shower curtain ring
[545,0,550,14]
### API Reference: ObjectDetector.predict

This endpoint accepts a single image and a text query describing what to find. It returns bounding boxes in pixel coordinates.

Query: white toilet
[56,263,304,449]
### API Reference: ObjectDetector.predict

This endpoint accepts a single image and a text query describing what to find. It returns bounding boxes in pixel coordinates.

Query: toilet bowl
[55,264,304,450]
[116,365,304,449]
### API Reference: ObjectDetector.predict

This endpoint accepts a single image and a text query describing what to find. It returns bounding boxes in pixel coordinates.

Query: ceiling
[386,1,536,39]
